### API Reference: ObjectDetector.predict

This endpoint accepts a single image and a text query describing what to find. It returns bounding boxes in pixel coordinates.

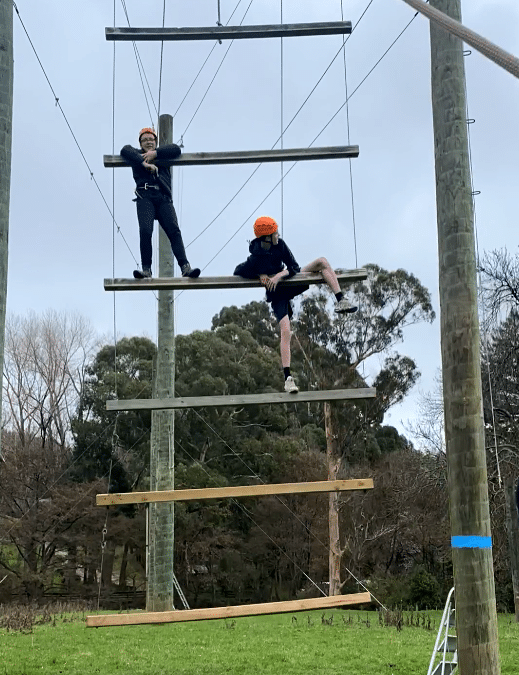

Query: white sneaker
[335,297,358,314]
[284,376,299,394]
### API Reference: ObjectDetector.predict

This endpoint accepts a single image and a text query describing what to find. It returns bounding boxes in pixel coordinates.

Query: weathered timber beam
[96,478,374,506]
[104,268,367,292]
[106,387,376,412]
[104,145,359,168]
[86,592,371,627]
[106,21,352,42]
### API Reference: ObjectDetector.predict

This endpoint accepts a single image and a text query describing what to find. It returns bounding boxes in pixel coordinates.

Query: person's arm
[121,144,157,175]
[155,143,182,163]
[234,258,258,279]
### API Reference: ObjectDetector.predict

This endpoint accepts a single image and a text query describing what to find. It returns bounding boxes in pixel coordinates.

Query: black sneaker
[133,267,152,279]
[181,263,201,278]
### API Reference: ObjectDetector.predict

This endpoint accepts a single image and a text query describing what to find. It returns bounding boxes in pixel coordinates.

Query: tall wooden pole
[147,114,175,611]
[0,0,13,458]
[325,402,342,596]
[430,1,500,672]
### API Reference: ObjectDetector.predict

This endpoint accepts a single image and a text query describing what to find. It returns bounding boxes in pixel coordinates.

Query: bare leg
[279,315,291,367]
[301,257,340,294]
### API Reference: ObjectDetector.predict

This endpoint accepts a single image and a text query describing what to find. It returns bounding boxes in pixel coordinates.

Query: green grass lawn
[1,608,518,675]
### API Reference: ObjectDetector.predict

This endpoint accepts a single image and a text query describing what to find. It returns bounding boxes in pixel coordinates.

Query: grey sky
[6,0,519,438]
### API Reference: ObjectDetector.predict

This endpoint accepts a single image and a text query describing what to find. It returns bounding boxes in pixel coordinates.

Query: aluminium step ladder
[427,586,457,675]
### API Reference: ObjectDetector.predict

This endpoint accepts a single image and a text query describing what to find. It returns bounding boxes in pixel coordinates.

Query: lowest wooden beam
[104,268,367,292]
[106,387,376,412]
[104,145,359,168]
[86,592,371,627]
[106,21,352,42]
[96,478,374,507]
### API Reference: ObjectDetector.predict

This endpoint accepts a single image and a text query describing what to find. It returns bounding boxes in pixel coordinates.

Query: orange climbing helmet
[254,216,278,238]
[139,127,157,143]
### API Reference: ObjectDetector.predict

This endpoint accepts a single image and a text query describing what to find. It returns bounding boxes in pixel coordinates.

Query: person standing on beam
[234,216,357,393]
[121,128,200,279]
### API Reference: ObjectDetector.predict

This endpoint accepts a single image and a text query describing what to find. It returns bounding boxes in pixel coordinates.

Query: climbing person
[120,127,200,279]
[233,216,357,394]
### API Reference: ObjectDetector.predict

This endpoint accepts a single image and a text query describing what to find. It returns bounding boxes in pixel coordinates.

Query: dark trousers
[135,191,188,269]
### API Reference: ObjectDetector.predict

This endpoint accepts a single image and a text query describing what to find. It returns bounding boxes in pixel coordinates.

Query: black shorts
[268,285,309,323]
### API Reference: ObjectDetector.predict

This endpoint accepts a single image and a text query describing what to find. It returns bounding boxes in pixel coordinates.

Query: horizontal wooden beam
[104,268,367,292]
[96,478,374,507]
[86,592,371,627]
[104,145,359,168]
[106,21,352,42]
[106,387,376,412]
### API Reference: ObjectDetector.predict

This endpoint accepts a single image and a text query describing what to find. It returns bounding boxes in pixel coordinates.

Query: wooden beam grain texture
[105,22,352,42]
[86,592,371,627]
[106,387,376,412]
[104,145,359,168]
[104,269,367,292]
[96,478,374,506]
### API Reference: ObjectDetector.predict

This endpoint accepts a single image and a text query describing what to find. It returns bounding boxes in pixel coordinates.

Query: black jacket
[234,238,307,303]
[234,237,301,279]
[120,143,182,199]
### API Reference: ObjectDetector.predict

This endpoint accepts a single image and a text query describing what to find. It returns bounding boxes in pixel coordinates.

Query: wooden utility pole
[146,114,175,611]
[325,402,342,596]
[0,0,13,457]
[430,1,500,672]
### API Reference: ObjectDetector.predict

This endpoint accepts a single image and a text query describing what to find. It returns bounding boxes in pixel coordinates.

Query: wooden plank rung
[104,145,359,168]
[86,592,371,627]
[104,268,367,292]
[106,387,376,412]
[105,21,352,42]
[96,478,374,507]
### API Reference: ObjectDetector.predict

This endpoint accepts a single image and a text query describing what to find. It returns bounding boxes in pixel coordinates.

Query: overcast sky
[6,0,519,439]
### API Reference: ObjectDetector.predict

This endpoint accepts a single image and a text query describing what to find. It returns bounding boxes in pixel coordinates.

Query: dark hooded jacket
[234,237,308,303]
[120,143,181,199]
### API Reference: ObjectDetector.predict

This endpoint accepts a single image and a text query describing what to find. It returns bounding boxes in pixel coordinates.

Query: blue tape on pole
[451,535,492,549]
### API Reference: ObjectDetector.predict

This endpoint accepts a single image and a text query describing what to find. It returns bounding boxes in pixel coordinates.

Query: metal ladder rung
[438,635,457,653]
[431,662,457,675]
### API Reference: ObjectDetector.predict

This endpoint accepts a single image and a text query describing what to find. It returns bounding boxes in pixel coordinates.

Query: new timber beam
[105,21,352,42]
[104,268,367,292]
[106,387,376,412]
[86,592,371,627]
[104,145,359,168]
[96,478,374,507]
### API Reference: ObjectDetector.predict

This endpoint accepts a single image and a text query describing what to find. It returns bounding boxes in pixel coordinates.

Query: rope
[182,407,387,609]
[401,0,519,79]
[156,0,167,131]
[12,1,139,266]
[179,0,255,139]
[340,0,358,269]
[174,0,246,118]
[183,0,412,262]
[120,0,158,123]
[112,0,118,399]
[280,0,284,238]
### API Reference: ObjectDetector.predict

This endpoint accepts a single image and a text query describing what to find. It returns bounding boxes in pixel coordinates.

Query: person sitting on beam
[121,127,200,279]
[234,216,357,394]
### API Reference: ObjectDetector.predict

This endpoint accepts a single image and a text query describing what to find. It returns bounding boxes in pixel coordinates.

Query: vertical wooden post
[0,0,13,457]
[429,1,500,672]
[147,114,175,611]
[325,402,342,596]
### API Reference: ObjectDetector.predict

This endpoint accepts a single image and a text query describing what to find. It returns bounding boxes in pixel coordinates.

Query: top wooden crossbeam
[104,145,359,168]
[104,268,367,292]
[105,21,352,42]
